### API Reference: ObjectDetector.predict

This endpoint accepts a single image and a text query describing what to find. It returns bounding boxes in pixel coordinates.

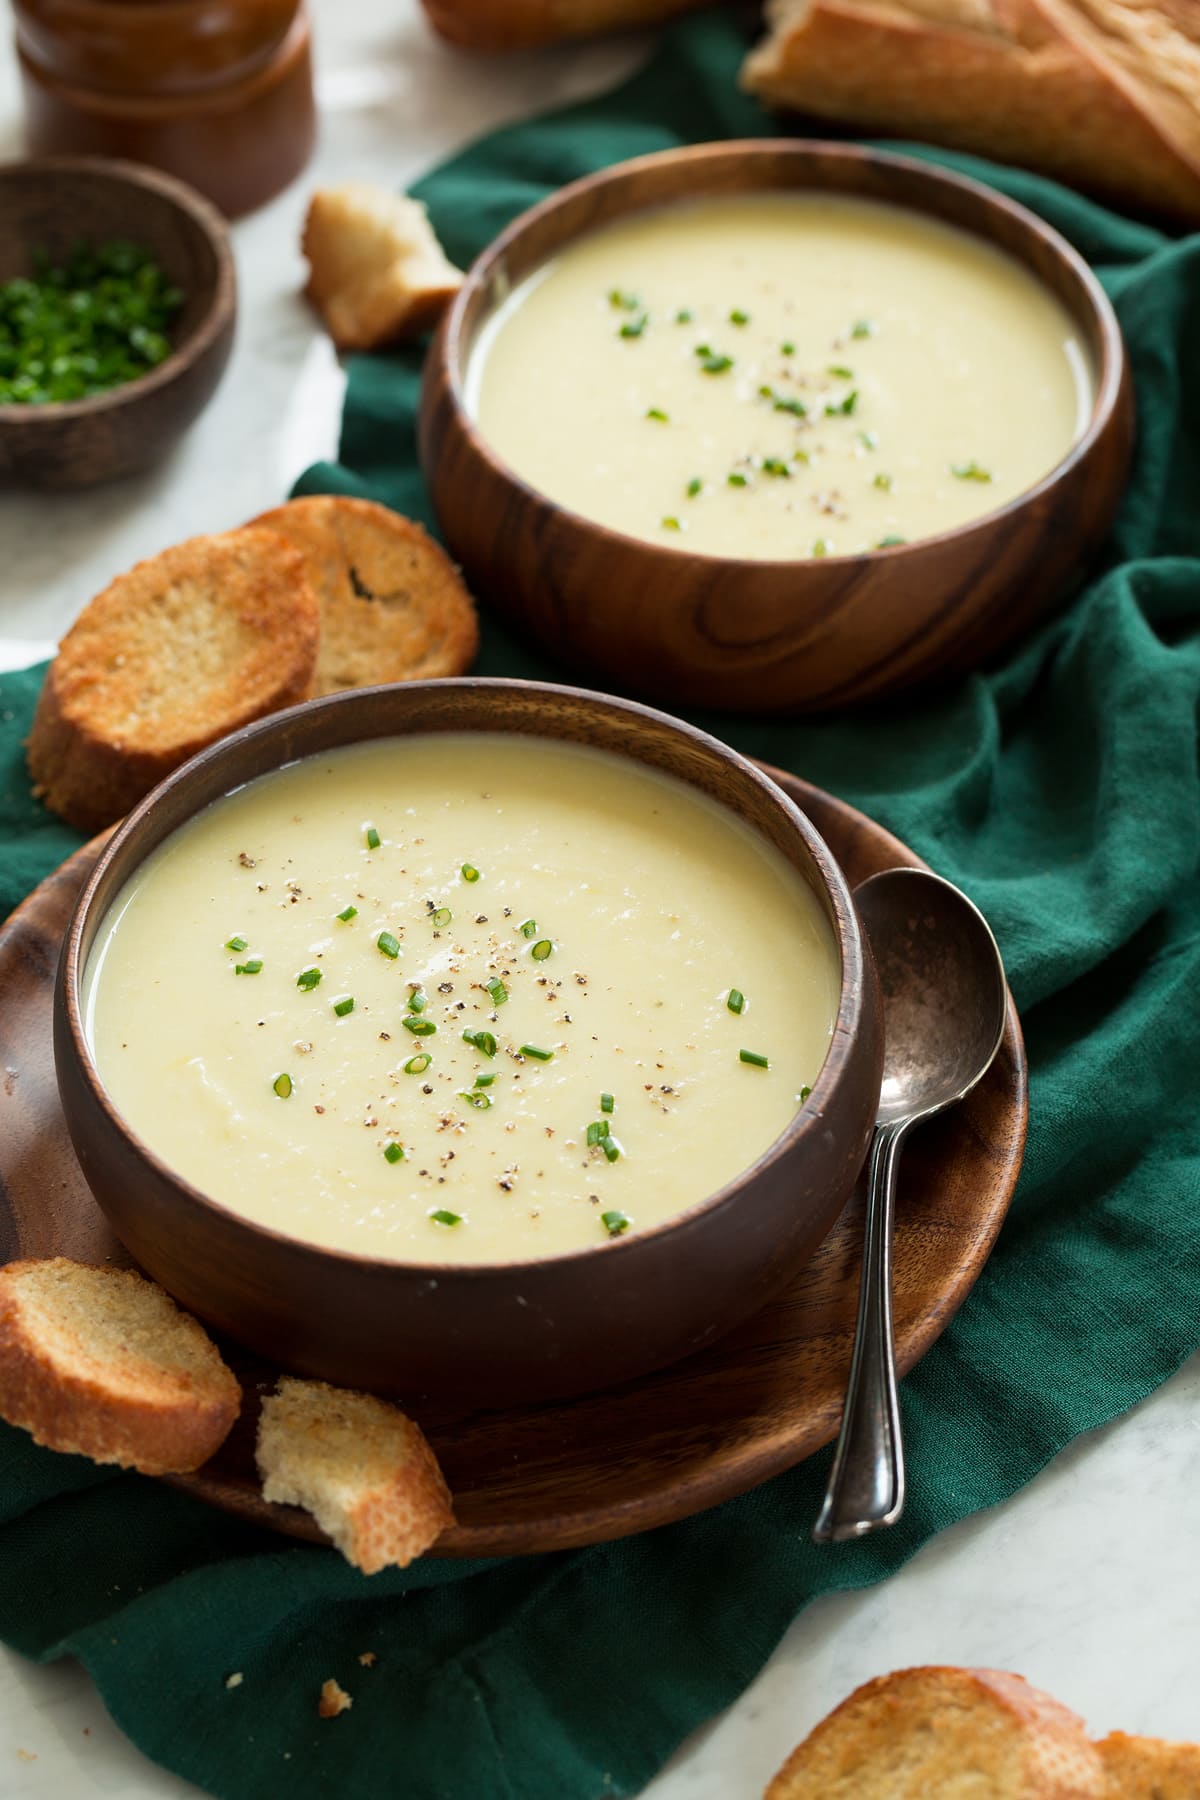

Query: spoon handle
[813,1118,907,1542]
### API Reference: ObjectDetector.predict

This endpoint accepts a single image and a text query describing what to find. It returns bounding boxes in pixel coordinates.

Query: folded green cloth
[1,11,1199,1798]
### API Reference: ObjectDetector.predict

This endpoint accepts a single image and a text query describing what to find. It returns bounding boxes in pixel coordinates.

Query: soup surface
[468,192,1093,559]
[85,735,839,1264]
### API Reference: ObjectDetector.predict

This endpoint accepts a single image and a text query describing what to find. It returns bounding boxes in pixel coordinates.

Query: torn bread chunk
[1096,1730,1200,1796]
[302,186,463,351]
[256,1377,454,1574]
[0,1259,241,1475]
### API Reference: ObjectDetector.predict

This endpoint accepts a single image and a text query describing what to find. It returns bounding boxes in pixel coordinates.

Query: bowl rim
[437,136,1126,571]
[0,153,236,424]
[58,675,873,1281]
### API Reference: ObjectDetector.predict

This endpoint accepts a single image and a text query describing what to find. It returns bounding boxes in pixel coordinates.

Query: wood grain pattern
[419,140,1133,716]
[0,767,1027,1558]
[0,157,236,487]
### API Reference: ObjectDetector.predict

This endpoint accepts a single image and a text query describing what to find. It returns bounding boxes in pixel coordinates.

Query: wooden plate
[0,768,1026,1558]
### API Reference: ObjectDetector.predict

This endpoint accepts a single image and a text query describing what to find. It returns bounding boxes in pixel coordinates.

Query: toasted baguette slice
[0,1259,241,1475]
[302,186,462,352]
[246,497,478,695]
[766,1666,1107,1798]
[1097,1731,1200,1796]
[419,0,707,50]
[256,1377,454,1574]
[742,0,1200,224]
[27,527,319,834]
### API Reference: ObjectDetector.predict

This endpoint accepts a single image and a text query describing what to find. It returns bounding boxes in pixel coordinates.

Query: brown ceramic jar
[13,0,316,218]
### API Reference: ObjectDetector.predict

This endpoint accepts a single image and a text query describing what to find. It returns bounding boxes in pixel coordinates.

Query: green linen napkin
[2,10,1199,1797]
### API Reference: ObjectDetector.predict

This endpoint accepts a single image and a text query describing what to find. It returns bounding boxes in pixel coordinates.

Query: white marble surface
[1,3,1197,1795]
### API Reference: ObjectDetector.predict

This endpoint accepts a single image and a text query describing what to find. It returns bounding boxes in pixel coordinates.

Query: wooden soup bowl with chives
[54,680,882,1407]
[419,140,1132,716]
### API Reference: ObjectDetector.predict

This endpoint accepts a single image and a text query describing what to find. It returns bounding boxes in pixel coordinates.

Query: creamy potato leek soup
[468,193,1093,559]
[83,735,839,1265]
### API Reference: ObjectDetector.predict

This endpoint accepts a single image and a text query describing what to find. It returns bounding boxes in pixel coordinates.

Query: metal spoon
[813,867,1008,1544]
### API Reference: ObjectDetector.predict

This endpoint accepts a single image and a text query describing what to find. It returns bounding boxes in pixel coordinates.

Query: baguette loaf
[246,497,478,694]
[765,1665,1107,1798]
[27,527,319,833]
[742,0,1200,223]
[0,1259,241,1475]
[419,0,707,50]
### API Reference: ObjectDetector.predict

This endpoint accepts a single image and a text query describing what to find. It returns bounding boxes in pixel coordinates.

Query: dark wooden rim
[0,154,237,423]
[439,137,1125,571]
[58,676,871,1282]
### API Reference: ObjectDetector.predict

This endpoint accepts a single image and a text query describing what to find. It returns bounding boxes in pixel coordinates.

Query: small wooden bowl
[420,141,1133,715]
[54,679,884,1408]
[0,156,236,488]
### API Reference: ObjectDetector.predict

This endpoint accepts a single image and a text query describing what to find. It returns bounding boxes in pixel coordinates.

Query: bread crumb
[358,1651,377,1667]
[16,1748,36,1762]
[225,1672,244,1689]
[318,1678,353,1719]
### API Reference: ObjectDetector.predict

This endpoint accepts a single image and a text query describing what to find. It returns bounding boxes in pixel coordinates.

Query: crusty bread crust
[766,1665,1107,1798]
[0,1259,241,1475]
[1097,1730,1200,1795]
[27,527,319,834]
[742,0,1200,223]
[246,497,478,695]
[256,1377,454,1574]
[302,187,463,352]
[419,0,706,50]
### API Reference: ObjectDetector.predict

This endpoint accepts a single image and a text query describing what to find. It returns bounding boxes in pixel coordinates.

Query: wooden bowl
[419,141,1133,715]
[0,155,236,487]
[54,679,884,1408]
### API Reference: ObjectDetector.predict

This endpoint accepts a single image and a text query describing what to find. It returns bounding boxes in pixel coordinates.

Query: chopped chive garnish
[602,1210,630,1237]
[462,1029,497,1057]
[827,364,854,379]
[675,307,693,323]
[740,1049,770,1068]
[686,476,702,497]
[234,959,263,975]
[404,1052,432,1074]
[600,1092,614,1114]
[586,1120,611,1147]
[333,995,355,1017]
[781,340,796,355]
[431,906,452,929]
[800,1085,813,1101]
[645,407,669,422]
[225,935,247,952]
[520,1044,554,1061]
[297,967,322,992]
[602,1140,621,1163]
[403,1017,436,1036]
[824,389,859,416]
[876,535,907,548]
[619,313,648,339]
[530,938,553,961]
[377,930,401,959]
[873,472,893,491]
[727,988,745,1014]
[813,539,831,557]
[727,471,749,488]
[336,905,358,922]
[695,347,733,375]
[519,919,538,939]
[475,1072,497,1088]
[851,318,876,339]
[457,1089,492,1110]
[430,1209,461,1226]
[272,1072,292,1099]
[729,308,750,326]
[762,458,791,478]
[365,826,381,849]
[772,394,807,418]
[952,460,992,482]
[859,430,879,451]
[608,289,639,311]
[407,988,427,1013]
[461,862,480,882]
[383,1141,405,1164]
[661,516,682,531]
[486,977,508,1006]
